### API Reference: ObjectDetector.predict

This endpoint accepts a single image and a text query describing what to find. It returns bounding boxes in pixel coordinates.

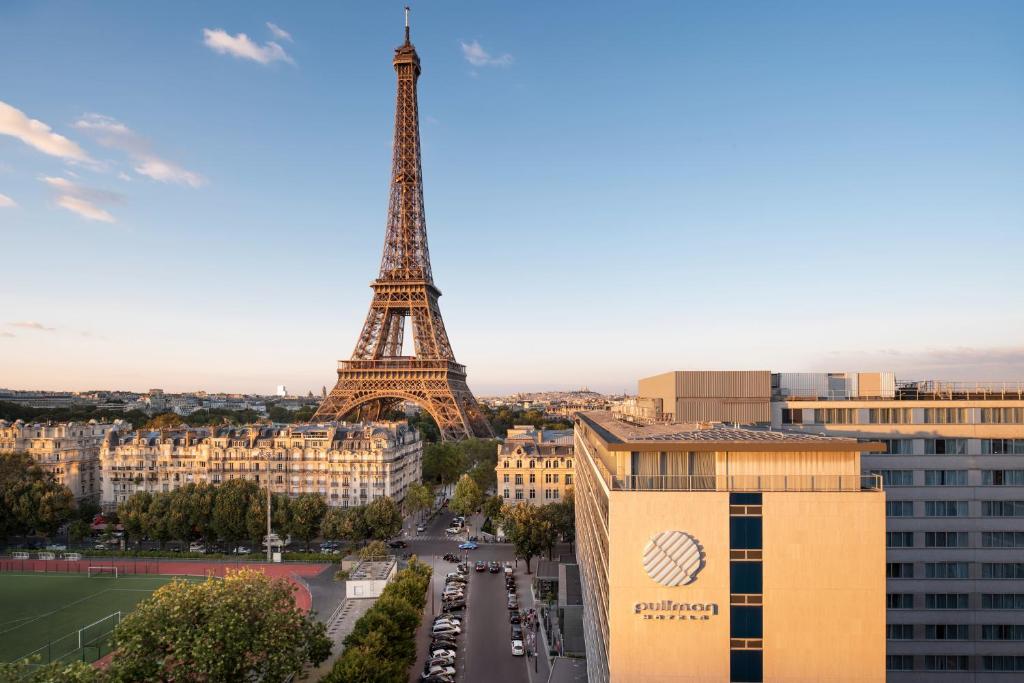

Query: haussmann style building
[496,425,575,504]
[574,405,886,683]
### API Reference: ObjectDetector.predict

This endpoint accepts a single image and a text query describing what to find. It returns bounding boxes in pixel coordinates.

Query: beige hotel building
[574,404,886,683]
[496,425,574,504]
[100,421,421,508]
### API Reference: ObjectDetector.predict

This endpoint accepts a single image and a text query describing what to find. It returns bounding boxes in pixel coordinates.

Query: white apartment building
[0,419,127,500]
[100,421,421,509]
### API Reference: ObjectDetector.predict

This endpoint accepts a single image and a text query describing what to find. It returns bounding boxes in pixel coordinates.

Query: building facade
[0,419,126,500]
[574,409,885,683]
[100,421,421,508]
[497,425,574,504]
[772,374,1024,681]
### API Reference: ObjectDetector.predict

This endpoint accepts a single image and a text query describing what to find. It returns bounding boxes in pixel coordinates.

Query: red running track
[0,558,331,612]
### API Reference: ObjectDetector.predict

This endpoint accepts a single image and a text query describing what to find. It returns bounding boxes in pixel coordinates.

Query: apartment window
[982,563,1024,579]
[503,488,509,499]
[781,408,802,424]
[886,624,913,640]
[875,470,913,487]
[552,474,559,483]
[870,408,912,425]
[981,594,1024,610]
[982,625,1024,640]
[924,501,968,517]
[886,501,914,517]
[925,439,967,455]
[565,474,573,485]
[814,408,857,424]
[925,562,969,579]
[887,532,914,548]
[514,474,523,485]
[925,594,968,610]
[877,438,913,455]
[983,470,1024,486]
[925,655,969,671]
[515,490,523,500]
[922,409,968,425]
[566,460,572,468]
[886,655,913,671]
[516,460,522,468]
[529,459,536,468]
[983,656,1024,672]
[982,438,1024,454]
[925,531,968,548]
[503,474,509,483]
[887,593,914,609]
[924,470,967,486]
[925,624,969,640]
[887,562,914,578]
[552,489,559,499]
[529,489,535,499]
[529,473,535,483]
[503,460,509,468]
[980,409,1024,425]
[982,531,1024,548]
[983,500,1024,516]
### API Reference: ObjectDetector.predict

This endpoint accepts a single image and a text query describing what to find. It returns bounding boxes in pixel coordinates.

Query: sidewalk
[300,596,376,680]
[522,574,552,683]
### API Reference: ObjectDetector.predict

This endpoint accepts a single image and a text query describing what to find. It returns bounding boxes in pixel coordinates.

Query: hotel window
[925,562,969,579]
[980,408,1024,424]
[924,500,968,517]
[922,409,968,424]
[887,562,914,578]
[924,470,967,486]
[781,408,802,424]
[924,439,967,455]
[887,624,913,640]
[877,439,913,455]
[982,625,1024,640]
[925,532,968,548]
[982,439,1024,454]
[730,651,762,683]
[731,606,763,638]
[925,594,968,610]
[870,408,912,424]
[983,469,1024,485]
[983,500,1024,516]
[886,655,913,671]
[982,531,1024,548]
[887,593,914,609]
[887,532,914,548]
[925,624,969,640]
[887,501,914,517]
[981,594,1024,609]
[731,517,763,549]
[925,655,969,671]
[875,470,913,487]
[813,408,857,424]
[983,656,1024,672]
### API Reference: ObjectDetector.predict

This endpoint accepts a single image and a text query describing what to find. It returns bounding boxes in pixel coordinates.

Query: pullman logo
[642,530,705,586]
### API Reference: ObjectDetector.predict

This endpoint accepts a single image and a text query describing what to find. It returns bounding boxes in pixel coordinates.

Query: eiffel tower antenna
[313,10,492,441]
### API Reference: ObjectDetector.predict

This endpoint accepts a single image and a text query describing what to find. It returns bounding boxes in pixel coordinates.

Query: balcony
[338,357,466,375]
[613,473,882,492]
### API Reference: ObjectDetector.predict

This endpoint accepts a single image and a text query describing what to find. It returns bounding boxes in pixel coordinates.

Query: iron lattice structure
[314,16,492,441]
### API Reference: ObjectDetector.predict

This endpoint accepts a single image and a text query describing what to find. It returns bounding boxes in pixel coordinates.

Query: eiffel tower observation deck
[314,8,492,441]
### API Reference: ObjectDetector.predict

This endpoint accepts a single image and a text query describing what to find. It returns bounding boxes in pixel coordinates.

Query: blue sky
[1,1,1022,395]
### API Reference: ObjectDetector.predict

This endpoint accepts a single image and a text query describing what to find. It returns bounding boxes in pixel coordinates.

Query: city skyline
[3,1,1023,395]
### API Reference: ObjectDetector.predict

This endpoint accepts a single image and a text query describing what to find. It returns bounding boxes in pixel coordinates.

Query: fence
[13,612,120,670]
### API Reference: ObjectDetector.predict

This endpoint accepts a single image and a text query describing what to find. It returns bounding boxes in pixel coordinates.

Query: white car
[189,543,206,553]
[46,544,67,552]
[431,649,456,659]
[424,665,456,679]
[511,639,525,656]
[445,527,462,535]
[416,524,427,532]
[434,616,462,625]
[431,623,462,636]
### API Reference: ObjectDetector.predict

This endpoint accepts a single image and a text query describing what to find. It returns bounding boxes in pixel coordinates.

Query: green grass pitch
[0,572,202,664]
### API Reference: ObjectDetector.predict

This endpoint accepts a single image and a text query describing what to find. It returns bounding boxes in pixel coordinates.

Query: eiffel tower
[314,9,492,441]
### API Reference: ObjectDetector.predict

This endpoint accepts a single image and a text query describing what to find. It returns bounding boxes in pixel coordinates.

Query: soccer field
[0,572,202,665]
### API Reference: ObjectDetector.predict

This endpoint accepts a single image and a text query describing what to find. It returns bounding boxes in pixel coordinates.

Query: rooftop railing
[613,473,882,493]
[338,358,466,374]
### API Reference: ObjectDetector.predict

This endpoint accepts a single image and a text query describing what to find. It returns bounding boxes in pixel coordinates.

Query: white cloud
[40,175,122,223]
[56,195,115,223]
[73,113,204,188]
[8,321,56,332]
[460,40,513,67]
[266,22,292,42]
[203,28,294,65]
[0,100,92,162]
[117,171,132,182]
[0,193,15,208]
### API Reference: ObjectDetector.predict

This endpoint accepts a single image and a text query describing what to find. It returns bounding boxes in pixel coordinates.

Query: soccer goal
[87,565,118,578]
[78,611,121,649]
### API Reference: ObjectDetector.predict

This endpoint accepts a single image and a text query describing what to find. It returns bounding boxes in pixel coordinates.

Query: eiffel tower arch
[314,10,493,441]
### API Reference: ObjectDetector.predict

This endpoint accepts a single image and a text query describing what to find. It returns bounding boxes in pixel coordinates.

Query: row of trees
[325,559,432,682]
[117,481,409,550]
[499,490,576,573]
[0,452,86,541]
[0,570,330,682]
[481,406,573,436]
[422,438,499,494]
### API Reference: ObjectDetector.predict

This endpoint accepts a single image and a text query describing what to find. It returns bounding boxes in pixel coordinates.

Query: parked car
[511,640,525,656]
[431,648,456,659]
[233,546,251,554]
[446,573,467,582]
[508,599,519,610]
[443,553,460,562]
[458,541,478,550]
[431,624,461,636]
[510,613,521,624]
[442,601,465,613]
[488,561,500,573]
[457,563,470,573]
[388,539,408,549]
[423,665,456,678]
[474,561,487,572]
[45,544,67,552]
[431,637,458,649]
[445,527,461,535]
[188,542,206,553]
[511,624,523,640]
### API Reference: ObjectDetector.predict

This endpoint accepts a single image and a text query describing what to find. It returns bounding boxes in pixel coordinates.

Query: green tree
[0,453,75,540]
[358,539,389,561]
[117,491,152,548]
[402,482,433,522]
[502,502,552,573]
[322,505,369,544]
[449,473,482,518]
[0,659,103,682]
[325,630,406,683]
[143,493,173,548]
[109,569,330,682]
[247,492,292,546]
[364,496,402,540]
[289,493,327,550]
[482,494,504,522]
[143,412,185,429]
[68,518,91,543]
[211,479,258,549]
[421,442,465,491]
